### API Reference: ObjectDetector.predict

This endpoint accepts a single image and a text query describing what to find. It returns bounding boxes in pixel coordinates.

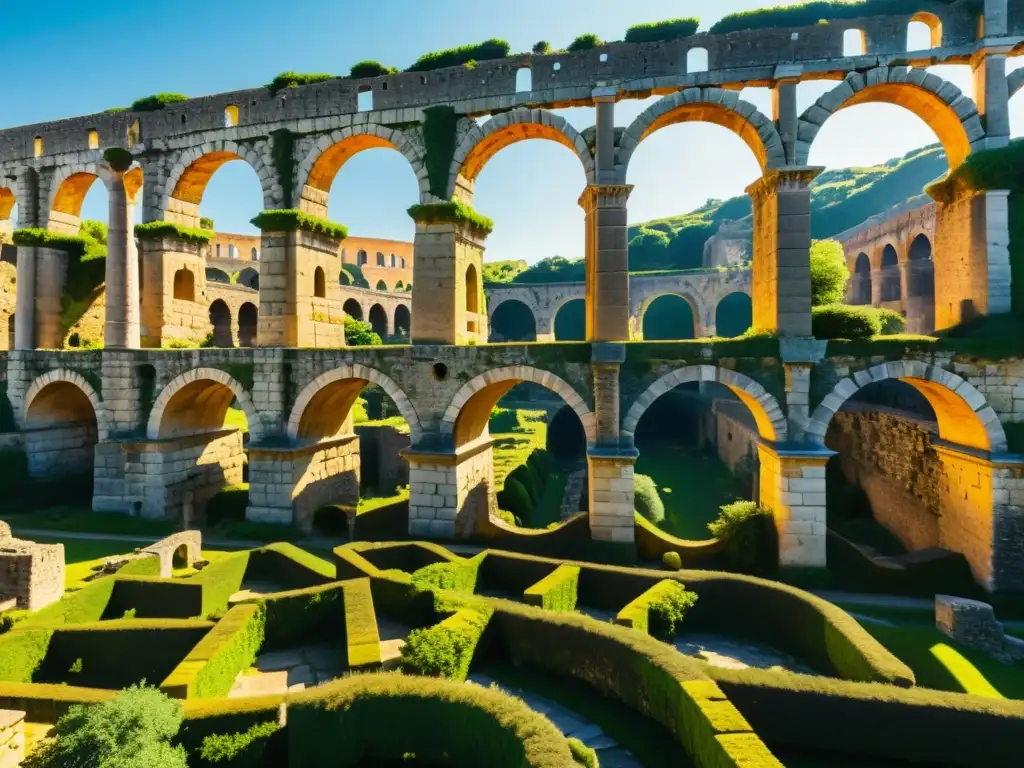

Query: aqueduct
[1,0,1023,590]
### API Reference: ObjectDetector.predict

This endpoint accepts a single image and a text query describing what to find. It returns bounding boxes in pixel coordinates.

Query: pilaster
[405,441,494,540]
[771,77,799,165]
[757,444,831,568]
[580,185,632,342]
[139,237,209,348]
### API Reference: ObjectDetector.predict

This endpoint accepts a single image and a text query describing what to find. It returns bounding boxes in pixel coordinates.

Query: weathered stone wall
[0,532,64,611]
[23,423,97,479]
[713,400,758,475]
[356,424,411,493]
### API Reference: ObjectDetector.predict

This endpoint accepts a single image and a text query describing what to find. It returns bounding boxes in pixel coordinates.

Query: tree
[810,239,849,306]
[25,684,187,768]
[532,40,551,55]
[344,315,382,346]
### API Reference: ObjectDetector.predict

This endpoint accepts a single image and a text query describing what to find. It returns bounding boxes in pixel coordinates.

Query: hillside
[493,145,947,284]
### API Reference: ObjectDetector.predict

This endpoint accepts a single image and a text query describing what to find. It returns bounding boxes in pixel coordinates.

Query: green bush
[135,221,214,245]
[707,501,778,576]
[407,200,494,235]
[810,239,849,306]
[410,556,483,595]
[265,71,335,93]
[406,39,511,72]
[624,18,700,43]
[648,582,698,639]
[258,582,345,650]
[498,477,533,522]
[205,484,250,526]
[250,209,348,240]
[532,40,551,54]
[812,304,881,339]
[523,564,579,612]
[344,315,382,346]
[568,34,602,52]
[0,629,53,682]
[662,551,682,571]
[399,606,491,680]
[190,552,251,618]
[709,0,952,35]
[22,580,115,628]
[508,464,540,505]
[199,217,215,231]
[527,448,555,483]
[25,684,187,768]
[567,737,598,767]
[489,407,522,434]
[198,720,284,767]
[131,93,189,111]
[876,307,906,334]
[634,474,665,525]
[349,60,397,78]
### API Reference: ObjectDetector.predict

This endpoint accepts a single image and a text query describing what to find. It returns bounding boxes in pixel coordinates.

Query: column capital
[592,86,620,102]
[577,184,633,212]
[745,166,824,201]
[970,43,1015,63]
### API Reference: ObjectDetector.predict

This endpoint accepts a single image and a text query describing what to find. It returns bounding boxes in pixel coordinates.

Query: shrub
[662,551,682,571]
[523,565,580,612]
[810,239,849,306]
[497,477,533,522]
[344,315,382,346]
[205,484,250,526]
[131,93,188,111]
[349,60,397,78]
[24,684,187,768]
[648,582,698,639]
[488,407,521,434]
[508,464,540,505]
[410,557,482,595]
[399,606,491,680]
[199,217,215,231]
[406,39,511,72]
[198,720,284,767]
[634,474,665,524]
[527,448,555,483]
[532,40,551,54]
[265,71,334,93]
[812,304,881,339]
[567,737,598,767]
[708,501,778,576]
[567,34,602,52]
[250,209,348,240]
[624,18,700,44]
[876,307,906,334]
[407,200,494,235]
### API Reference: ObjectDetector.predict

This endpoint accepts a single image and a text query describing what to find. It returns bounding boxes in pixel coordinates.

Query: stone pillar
[410,220,488,345]
[983,0,1009,37]
[780,337,826,444]
[772,77,799,165]
[869,268,884,308]
[406,443,493,539]
[588,343,635,543]
[535,312,555,343]
[14,246,36,350]
[757,444,830,568]
[971,47,1012,150]
[898,260,912,304]
[104,170,141,349]
[580,185,632,341]
[139,237,209,347]
[930,184,1011,328]
[247,435,361,533]
[746,167,821,336]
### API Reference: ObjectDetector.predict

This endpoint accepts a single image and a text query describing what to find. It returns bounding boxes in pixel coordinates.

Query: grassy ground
[635,444,746,540]
[2,506,175,537]
[357,488,410,514]
[491,409,547,490]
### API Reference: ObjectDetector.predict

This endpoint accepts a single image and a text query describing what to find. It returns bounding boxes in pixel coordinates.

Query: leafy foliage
[135,221,214,245]
[498,477,533,522]
[130,93,188,111]
[710,0,959,35]
[349,60,398,78]
[344,315,382,346]
[265,71,335,93]
[483,259,528,283]
[250,209,348,240]
[199,720,283,766]
[812,304,904,339]
[200,217,215,231]
[406,39,511,72]
[408,200,494,235]
[568,738,598,767]
[524,565,580,612]
[422,106,459,198]
[662,551,682,571]
[810,239,849,306]
[399,607,491,680]
[647,582,698,639]
[567,34,602,51]
[625,18,700,43]
[708,501,778,576]
[24,684,188,768]
[532,41,552,54]
[634,474,665,525]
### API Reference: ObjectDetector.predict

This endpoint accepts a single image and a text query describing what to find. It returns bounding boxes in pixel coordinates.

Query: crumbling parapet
[935,594,1024,661]
[0,528,65,611]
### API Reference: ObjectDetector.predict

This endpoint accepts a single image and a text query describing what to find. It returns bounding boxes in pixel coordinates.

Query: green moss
[710,0,961,35]
[250,209,347,240]
[421,106,459,198]
[265,71,335,93]
[406,39,511,72]
[131,93,189,111]
[625,18,700,43]
[270,129,295,208]
[407,200,494,235]
[134,221,213,245]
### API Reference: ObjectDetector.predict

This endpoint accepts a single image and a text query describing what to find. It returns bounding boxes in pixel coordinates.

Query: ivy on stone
[270,129,295,208]
[250,209,348,240]
[407,200,494,236]
[265,72,335,94]
[422,106,458,199]
[130,93,188,112]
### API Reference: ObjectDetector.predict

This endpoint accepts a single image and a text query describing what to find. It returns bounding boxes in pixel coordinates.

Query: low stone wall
[0,530,64,611]
[23,422,97,479]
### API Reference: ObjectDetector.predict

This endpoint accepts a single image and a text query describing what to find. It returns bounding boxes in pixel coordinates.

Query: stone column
[746,167,821,336]
[103,169,141,349]
[588,342,636,543]
[580,185,632,341]
[971,46,1012,150]
[898,259,912,304]
[405,443,493,540]
[772,76,799,165]
[757,444,830,569]
[14,245,36,350]
[410,220,489,345]
[780,337,827,444]
[869,267,884,308]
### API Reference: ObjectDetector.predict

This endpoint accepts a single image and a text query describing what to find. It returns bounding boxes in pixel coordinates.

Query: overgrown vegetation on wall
[265,72,335,94]
[349,61,398,78]
[625,18,701,43]
[134,222,214,245]
[406,39,511,72]
[407,200,494,236]
[250,210,348,240]
[709,0,960,35]
[130,93,189,112]
[421,106,459,199]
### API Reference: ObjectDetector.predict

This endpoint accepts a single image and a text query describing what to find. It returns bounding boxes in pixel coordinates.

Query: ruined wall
[713,400,758,475]
[23,423,97,479]
[0,535,65,611]
[356,424,411,494]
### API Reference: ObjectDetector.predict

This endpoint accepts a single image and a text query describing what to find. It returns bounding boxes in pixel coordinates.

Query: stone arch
[368,303,388,337]
[633,291,702,339]
[287,364,422,443]
[806,361,1006,453]
[173,268,196,301]
[209,299,233,347]
[0,185,14,222]
[442,366,597,447]
[448,108,595,199]
[618,89,786,180]
[161,141,275,212]
[344,298,363,321]
[238,302,258,347]
[23,368,111,441]
[147,367,263,441]
[488,298,538,342]
[297,125,430,201]
[206,267,231,285]
[908,11,942,49]
[394,303,411,336]
[237,267,259,290]
[314,266,327,298]
[797,67,982,168]
[880,244,901,302]
[49,164,102,219]
[622,365,787,443]
[552,297,586,341]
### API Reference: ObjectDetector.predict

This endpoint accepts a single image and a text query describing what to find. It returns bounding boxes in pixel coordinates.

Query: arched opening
[238,302,257,347]
[368,303,388,338]
[357,86,373,112]
[906,233,935,333]
[358,250,368,266]
[209,299,233,347]
[515,67,532,93]
[843,29,866,57]
[715,293,753,338]
[206,268,231,285]
[237,267,259,290]
[376,252,386,267]
[489,300,537,342]
[546,404,586,465]
[852,253,872,305]
[641,295,696,340]
[376,279,388,291]
[224,105,239,127]
[88,129,99,150]
[450,369,593,531]
[173,268,196,301]
[465,264,480,314]
[553,299,585,341]
[168,150,264,236]
[908,12,942,50]
[686,47,709,73]
[880,244,901,302]
[23,380,98,497]
[314,266,327,298]
[394,304,411,338]
[344,299,363,321]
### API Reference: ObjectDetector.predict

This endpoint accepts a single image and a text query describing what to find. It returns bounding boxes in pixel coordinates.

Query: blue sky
[4,0,1022,263]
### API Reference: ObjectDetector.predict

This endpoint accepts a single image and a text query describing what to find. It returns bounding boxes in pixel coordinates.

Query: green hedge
[341,579,381,670]
[22,579,115,628]
[410,554,484,595]
[634,474,665,524]
[131,93,189,111]
[400,602,491,681]
[106,578,204,620]
[0,628,54,682]
[567,34,602,52]
[406,39,511,72]
[177,695,286,763]
[349,60,397,78]
[189,552,251,619]
[134,221,214,245]
[625,18,700,43]
[523,564,579,612]
[812,304,884,339]
[250,210,348,240]
[161,604,266,699]
[615,579,697,639]
[205,485,250,526]
[508,464,539,505]
[352,499,409,541]
[0,681,116,724]
[634,514,725,568]
[497,477,532,523]
[245,543,335,590]
[196,719,284,767]
[255,582,345,651]
[266,72,335,93]
[407,200,494,235]
[12,228,90,256]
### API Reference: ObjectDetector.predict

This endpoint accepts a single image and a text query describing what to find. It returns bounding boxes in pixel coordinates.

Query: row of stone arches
[342,299,411,339]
